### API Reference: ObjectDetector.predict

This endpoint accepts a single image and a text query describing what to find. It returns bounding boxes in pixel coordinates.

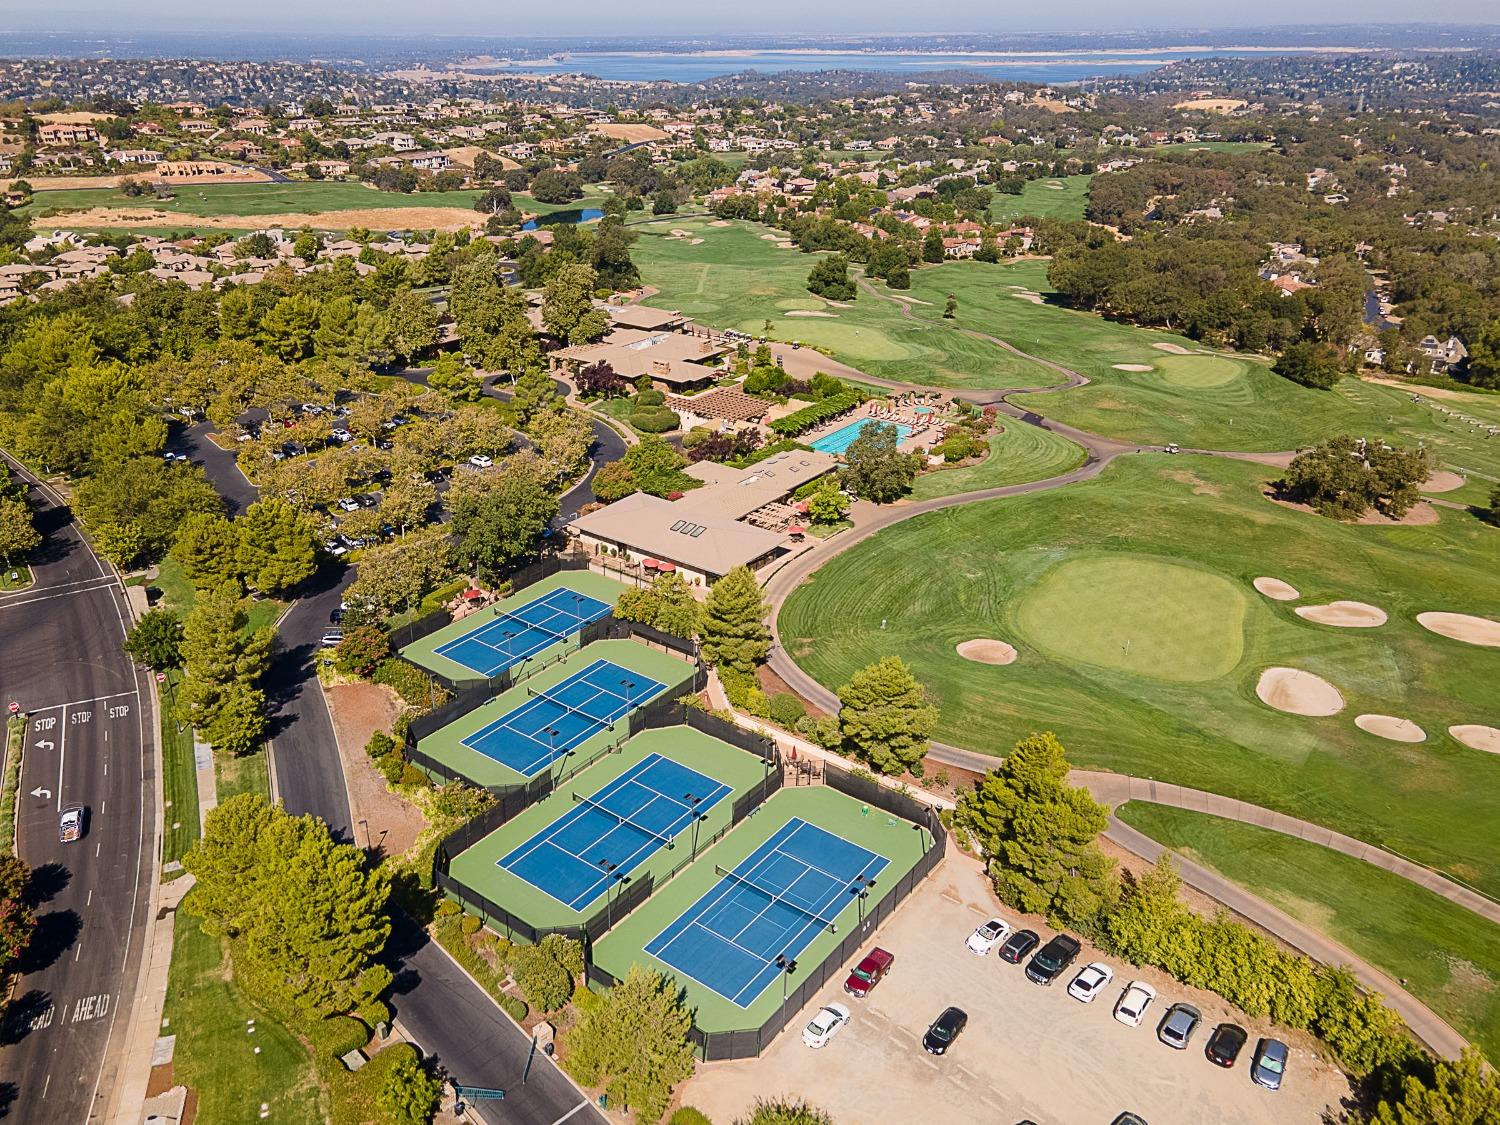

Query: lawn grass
[909,422,1086,499]
[412,638,700,788]
[0,564,32,591]
[159,669,199,871]
[988,174,1093,223]
[163,907,324,1125]
[448,726,774,930]
[778,453,1500,893]
[1118,802,1500,1061]
[590,785,927,1035]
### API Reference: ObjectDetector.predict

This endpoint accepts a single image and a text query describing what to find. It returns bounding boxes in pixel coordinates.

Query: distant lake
[470,47,1322,85]
[521,207,603,230]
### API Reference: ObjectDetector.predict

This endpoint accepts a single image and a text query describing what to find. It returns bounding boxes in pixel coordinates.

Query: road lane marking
[27,691,138,713]
[0,576,116,600]
[548,1103,591,1125]
[57,704,65,812]
[0,580,119,611]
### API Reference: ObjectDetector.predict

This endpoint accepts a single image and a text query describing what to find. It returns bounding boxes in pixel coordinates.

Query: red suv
[843,947,894,997]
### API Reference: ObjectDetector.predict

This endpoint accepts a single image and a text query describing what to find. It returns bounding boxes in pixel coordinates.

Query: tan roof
[571,491,785,578]
[606,303,687,331]
[555,331,731,384]
[676,449,838,522]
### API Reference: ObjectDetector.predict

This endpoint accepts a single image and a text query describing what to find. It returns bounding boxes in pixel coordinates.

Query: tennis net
[573,791,677,849]
[493,608,575,646]
[525,684,623,732]
[714,864,843,933]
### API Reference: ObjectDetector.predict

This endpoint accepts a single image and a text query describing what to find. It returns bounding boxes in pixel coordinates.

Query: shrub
[365,731,396,759]
[399,763,428,788]
[435,898,461,917]
[768,391,863,437]
[430,782,496,821]
[630,406,681,433]
[718,666,756,710]
[767,693,806,729]
[377,754,404,784]
[499,994,528,1023]
[540,933,585,977]
[669,1111,714,1125]
[512,944,574,1012]
[321,1015,372,1062]
[635,388,667,407]
[460,913,481,935]
[374,658,448,710]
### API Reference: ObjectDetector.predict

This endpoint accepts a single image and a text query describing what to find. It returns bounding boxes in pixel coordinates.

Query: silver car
[1157,1003,1201,1049]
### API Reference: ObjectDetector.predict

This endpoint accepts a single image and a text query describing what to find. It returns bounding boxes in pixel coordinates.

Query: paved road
[0,455,154,1123]
[166,422,258,515]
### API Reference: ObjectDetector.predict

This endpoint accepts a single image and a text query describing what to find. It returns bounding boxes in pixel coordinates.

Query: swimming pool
[809,418,914,455]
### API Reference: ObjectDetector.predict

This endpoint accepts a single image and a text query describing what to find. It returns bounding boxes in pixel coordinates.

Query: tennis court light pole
[775,955,798,1002]
[685,793,705,855]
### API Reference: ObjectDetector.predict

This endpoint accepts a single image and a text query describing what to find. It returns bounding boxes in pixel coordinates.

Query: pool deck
[802,409,946,457]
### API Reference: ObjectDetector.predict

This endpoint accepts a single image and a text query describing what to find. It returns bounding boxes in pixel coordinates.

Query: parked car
[323,539,348,557]
[161,451,188,463]
[1114,981,1157,1027]
[337,496,360,512]
[997,928,1039,964]
[1110,1115,1148,1125]
[468,453,494,468]
[320,630,344,647]
[1206,1023,1248,1068]
[966,917,1012,956]
[330,427,354,442]
[844,947,894,997]
[1251,1038,1289,1091]
[59,804,86,843]
[922,1007,967,1056]
[1067,962,1114,1003]
[1157,1003,1201,1049]
[1025,933,1082,985]
[801,1003,850,1049]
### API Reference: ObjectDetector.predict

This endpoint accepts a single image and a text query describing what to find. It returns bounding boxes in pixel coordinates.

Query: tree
[335,626,390,677]
[0,897,35,975]
[177,583,275,754]
[1489,484,1500,525]
[123,608,185,669]
[1468,319,1500,389]
[73,457,224,569]
[563,964,695,1125]
[346,528,451,616]
[236,498,318,596]
[885,264,910,290]
[842,423,918,503]
[1272,341,1342,389]
[735,1099,835,1125]
[511,943,574,1012]
[377,1047,443,1125]
[1375,1048,1500,1125]
[0,495,39,567]
[529,169,583,204]
[576,360,628,399]
[614,572,700,639]
[259,294,320,361]
[529,407,593,474]
[385,286,440,362]
[835,656,937,776]
[951,732,1118,929]
[1280,435,1432,521]
[620,436,695,498]
[426,351,483,402]
[806,254,855,302]
[450,457,560,583]
[803,485,848,525]
[510,366,560,429]
[185,793,392,1019]
[922,229,945,264]
[943,293,958,319]
[698,566,770,672]
[591,460,636,503]
[543,264,609,345]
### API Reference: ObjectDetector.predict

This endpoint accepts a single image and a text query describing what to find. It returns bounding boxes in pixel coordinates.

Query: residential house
[38,121,98,145]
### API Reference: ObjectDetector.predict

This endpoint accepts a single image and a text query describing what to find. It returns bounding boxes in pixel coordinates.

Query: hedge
[630,405,681,433]
[768,390,864,436]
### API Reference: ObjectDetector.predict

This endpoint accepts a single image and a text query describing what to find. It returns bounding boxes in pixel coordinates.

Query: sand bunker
[1416,612,1500,648]
[688,238,704,245]
[1295,601,1388,628]
[956,639,1018,665]
[669,229,690,237]
[1011,292,1045,305]
[1256,667,1345,717]
[1113,364,1154,372]
[759,233,780,241]
[1450,725,1500,754]
[1045,181,1065,189]
[708,219,732,227]
[1253,577,1300,601]
[1152,342,1193,354]
[1355,714,1426,743]
[1421,471,1466,493]
[786,310,836,318]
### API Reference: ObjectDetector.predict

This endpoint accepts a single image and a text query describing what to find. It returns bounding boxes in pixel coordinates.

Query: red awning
[463,588,485,601]
[641,558,659,569]
[795,501,810,514]
[788,525,806,536]
[657,561,677,572]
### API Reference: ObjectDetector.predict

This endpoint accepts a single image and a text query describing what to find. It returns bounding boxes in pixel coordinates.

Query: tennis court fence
[577,615,700,662]
[586,766,947,1061]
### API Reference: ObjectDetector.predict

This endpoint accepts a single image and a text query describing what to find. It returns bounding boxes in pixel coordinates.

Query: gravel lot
[677,853,1351,1125]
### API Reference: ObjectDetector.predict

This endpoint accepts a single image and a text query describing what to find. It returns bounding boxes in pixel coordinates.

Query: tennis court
[498,753,732,909]
[644,817,890,1008]
[432,585,612,678]
[460,657,668,776]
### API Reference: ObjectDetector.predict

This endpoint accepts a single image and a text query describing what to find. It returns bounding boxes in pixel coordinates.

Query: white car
[965,917,1012,956]
[468,454,493,468]
[801,1003,850,1048]
[1068,962,1114,1003]
[1114,981,1157,1028]
[337,496,360,512]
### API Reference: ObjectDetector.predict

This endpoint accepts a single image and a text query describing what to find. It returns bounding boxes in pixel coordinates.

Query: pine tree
[377,1047,443,1124]
[563,965,695,1124]
[951,731,1118,929]
[177,584,274,753]
[170,511,242,590]
[1376,1048,1500,1125]
[236,498,317,596]
[835,655,937,776]
[698,566,770,672]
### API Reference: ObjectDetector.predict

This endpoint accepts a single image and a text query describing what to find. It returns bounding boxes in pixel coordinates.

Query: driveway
[677,853,1350,1125]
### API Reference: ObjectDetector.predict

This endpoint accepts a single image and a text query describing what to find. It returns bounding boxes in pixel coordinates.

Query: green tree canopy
[614,571,701,640]
[698,566,770,672]
[450,456,560,583]
[236,498,318,596]
[1375,1048,1500,1125]
[123,607,185,670]
[1272,340,1343,389]
[376,1047,443,1125]
[806,254,856,302]
[951,731,1118,928]
[563,964,695,1125]
[542,263,609,345]
[841,423,918,504]
[177,583,274,755]
[835,655,937,776]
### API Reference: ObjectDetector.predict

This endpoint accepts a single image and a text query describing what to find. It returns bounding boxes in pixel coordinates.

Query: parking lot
[677,852,1351,1125]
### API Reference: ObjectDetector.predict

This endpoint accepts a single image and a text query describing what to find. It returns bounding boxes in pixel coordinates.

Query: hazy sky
[7,2,1499,36]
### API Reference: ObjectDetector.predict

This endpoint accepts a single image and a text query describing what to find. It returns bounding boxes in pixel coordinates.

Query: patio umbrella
[657,561,677,572]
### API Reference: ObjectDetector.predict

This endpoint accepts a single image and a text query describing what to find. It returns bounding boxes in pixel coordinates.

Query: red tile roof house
[38,122,98,145]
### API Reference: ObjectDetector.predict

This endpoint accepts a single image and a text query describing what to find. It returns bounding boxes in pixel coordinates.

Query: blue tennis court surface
[644,818,889,1007]
[461,658,668,776]
[498,754,732,909]
[433,586,612,677]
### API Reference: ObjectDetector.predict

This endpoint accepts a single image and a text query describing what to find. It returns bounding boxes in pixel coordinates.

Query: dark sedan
[922,1006,968,1056]
[1205,1023,1248,1068]
[1251,1038,1289,1090]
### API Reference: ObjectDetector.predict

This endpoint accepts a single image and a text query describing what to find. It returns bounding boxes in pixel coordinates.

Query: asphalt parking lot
[678,852,1350,1125]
